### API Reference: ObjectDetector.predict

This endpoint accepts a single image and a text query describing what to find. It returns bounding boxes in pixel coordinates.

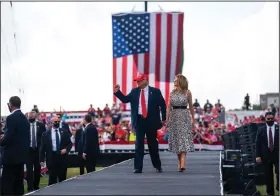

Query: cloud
[1,2,278,115]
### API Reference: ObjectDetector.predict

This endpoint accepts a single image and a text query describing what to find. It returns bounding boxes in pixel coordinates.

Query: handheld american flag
[112,12,184,109]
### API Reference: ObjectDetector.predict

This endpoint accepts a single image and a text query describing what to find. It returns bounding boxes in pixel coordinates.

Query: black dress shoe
[133,169,142,173]
[156,168,162,173]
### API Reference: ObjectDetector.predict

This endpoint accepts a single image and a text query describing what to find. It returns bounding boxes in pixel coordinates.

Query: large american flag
[112,12,184,110]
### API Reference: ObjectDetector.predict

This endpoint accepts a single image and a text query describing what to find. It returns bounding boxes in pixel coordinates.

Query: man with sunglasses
[256,112,279,195]
[39,116,72,185]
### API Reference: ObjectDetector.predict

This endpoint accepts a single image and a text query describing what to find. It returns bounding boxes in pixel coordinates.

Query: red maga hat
[134,73,148,82]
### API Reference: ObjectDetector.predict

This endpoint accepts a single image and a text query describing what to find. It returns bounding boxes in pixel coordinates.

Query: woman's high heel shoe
[178,167,185,172]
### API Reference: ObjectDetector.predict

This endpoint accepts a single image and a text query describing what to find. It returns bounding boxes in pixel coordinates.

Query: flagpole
[145,1,148,12]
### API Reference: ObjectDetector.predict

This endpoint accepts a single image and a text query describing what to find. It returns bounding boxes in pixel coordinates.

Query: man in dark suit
[79,114,99,173]
[57,113,71,137]
[73,121,85,175]
[0,96,30,195]
[114,73,166,173]
[39,116,72,185]
[26,111,46,192]
[256,112,279,195]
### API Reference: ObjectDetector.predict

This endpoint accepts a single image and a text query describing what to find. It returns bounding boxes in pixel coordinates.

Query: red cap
[134,73,148,82]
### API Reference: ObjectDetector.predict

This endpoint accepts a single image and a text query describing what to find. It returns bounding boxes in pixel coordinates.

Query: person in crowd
[111,110,121,126]
[104,125,114,138]
[256,112,279,195]
[26,111,46,192]
[114,73,166,173]
[203,127,217,144]
[104,113,112,126]
[97,114,105,127]
[227,123,235,132]
[166,74,195,172]
[103,104,111,115]
[244,93,250,110]
[57,113,71,136]
[129,129,136,141]
[96,107,103,117]
[193,124,203,143]
[215,126,223,142]
[79,114,99,173]
[102,129,112,142]
[194,108,201,123]
[215,99,222,108]
[115,128,128,141]
[32,105,39,114]
[88,104,96,117]
[0,96,30,195]
[111,102,118,112]
[204,100,213,112]
[39,116,72,185]
[193,99,200,108]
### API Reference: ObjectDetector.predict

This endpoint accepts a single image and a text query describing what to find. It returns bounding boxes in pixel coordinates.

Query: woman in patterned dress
[166,74,195,172]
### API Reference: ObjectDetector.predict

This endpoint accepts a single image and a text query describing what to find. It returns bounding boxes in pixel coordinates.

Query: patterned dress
[167,91,195,154]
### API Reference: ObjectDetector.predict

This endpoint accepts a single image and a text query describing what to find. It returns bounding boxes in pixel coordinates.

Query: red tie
[141,89,147,118]
[269,127,273,152]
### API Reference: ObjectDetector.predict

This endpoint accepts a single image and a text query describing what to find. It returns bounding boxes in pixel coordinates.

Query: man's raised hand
[114,84,120,93]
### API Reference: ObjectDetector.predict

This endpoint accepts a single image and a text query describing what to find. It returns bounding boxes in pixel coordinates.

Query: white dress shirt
[59,121,63,128]
[30,122,37,147]
[266,124,275,148]
[51,128,61,151]
[138,86,149,115]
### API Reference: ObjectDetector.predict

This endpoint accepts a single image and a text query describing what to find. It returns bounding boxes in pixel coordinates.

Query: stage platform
[28,151,223,195]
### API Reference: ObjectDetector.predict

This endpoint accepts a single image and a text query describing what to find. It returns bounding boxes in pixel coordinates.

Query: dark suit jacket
[74,128,83,153]
[256,124,279,162]
[0,109,30,165]
[61,122,71,137]
[32,121,46,149]
[79,124,99,157]
[114,86,166,130]
[39,128,72,168]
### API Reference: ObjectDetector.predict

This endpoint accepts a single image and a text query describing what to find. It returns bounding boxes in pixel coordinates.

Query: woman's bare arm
[166,94,172,121]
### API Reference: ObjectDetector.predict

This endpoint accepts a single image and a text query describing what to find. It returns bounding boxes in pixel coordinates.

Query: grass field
[257,185,278,196]
[256,172,278,196]
[24,167,103,194]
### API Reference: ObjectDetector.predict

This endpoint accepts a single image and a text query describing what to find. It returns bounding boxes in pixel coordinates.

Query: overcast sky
[1,2,279,115]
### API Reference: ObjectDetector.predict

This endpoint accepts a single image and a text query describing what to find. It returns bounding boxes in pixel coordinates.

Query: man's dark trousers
[134,115,161,171]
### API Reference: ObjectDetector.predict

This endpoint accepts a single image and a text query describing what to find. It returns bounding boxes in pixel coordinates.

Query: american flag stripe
[112,12,184,110]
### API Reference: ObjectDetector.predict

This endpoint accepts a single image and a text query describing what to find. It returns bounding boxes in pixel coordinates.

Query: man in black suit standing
[72,121,85,175]
[0,96,30,195]
[39,116,72,185]
[256,112,279,195]
[114,73,166,173]
[26,111,46,192]
[79,114,99,173]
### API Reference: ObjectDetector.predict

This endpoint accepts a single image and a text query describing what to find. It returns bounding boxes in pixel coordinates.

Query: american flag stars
[112,14,150,58]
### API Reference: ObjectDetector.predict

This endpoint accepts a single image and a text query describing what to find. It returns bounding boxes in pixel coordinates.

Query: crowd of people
[1,100,279,148]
